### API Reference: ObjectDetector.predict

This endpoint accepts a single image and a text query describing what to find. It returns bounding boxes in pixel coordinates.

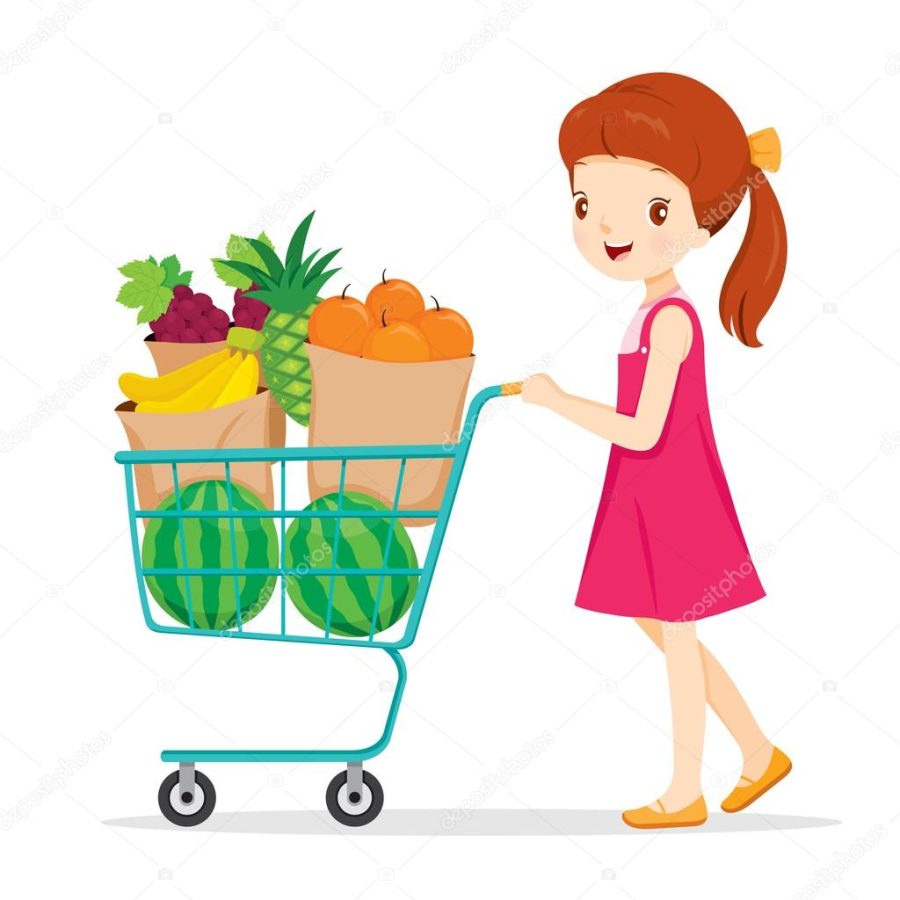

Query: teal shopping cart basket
[115,382,521,826]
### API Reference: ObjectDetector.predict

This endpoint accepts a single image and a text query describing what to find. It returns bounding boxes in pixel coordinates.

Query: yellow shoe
[721,747,792,813]
[622,796,707,829]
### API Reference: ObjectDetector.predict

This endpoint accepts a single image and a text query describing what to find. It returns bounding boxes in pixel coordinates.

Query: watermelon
[285,491,418,637]
[142,480,278,630]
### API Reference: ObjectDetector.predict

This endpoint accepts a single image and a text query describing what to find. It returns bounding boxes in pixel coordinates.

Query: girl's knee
[662,620,697,645]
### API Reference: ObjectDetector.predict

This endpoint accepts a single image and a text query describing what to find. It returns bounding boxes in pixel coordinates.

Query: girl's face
[571,155,709,281]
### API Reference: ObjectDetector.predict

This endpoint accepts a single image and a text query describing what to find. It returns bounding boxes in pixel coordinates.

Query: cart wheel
[325,769,383,826]
[158,770,216,826]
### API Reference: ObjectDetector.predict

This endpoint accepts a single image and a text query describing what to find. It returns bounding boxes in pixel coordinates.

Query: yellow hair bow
[747,127,781,172]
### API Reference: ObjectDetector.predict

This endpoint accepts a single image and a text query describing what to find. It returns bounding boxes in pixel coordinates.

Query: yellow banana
[212,352,259,408]
[136,352,242,413]
[120,349,230,402]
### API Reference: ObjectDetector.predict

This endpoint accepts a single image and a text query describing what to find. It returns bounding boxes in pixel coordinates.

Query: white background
[1,0,899,897]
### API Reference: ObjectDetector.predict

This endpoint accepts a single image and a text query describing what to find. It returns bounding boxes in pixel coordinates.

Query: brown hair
[559,73,787,347]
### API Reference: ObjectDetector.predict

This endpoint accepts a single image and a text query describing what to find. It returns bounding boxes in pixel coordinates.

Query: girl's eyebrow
[649,166,670,175]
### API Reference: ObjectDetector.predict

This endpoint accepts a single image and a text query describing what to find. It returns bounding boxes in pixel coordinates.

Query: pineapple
[214,212,340,426]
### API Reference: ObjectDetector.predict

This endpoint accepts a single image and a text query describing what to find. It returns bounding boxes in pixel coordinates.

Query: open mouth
[605,241,633,262]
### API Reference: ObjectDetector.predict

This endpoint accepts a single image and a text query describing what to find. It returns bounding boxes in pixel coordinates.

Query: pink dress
[575,293,765,622]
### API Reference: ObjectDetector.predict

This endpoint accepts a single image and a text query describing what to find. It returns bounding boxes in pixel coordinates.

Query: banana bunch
[120,328,264,414]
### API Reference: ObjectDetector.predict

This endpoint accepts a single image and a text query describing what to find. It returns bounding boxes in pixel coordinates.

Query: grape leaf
[115,258,172,322]
[213,256,250,289]
[158,254,193,289]
[136,291,172,323]
[119,258,163,282]
[117,280,172,320]
[159,254,180,286]
[213,232,277,288]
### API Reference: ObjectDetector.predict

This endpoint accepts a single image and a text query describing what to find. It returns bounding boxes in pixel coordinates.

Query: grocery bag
[145,335,286,448]
[306,343,475,526]
[116,389,275,511]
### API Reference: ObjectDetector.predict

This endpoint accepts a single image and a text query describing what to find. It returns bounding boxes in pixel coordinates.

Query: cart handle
[500,381,524,396]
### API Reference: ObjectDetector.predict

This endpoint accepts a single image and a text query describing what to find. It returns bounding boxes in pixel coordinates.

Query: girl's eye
[646,198,669,227]
[574,193,588,220]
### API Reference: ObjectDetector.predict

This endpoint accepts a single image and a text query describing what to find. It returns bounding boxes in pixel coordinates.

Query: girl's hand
[521,373,564,409]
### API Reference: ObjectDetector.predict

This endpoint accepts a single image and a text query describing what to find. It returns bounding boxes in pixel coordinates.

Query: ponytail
[718,170,787,347]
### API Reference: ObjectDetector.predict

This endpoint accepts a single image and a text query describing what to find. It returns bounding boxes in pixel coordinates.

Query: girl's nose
[598,219,612,236]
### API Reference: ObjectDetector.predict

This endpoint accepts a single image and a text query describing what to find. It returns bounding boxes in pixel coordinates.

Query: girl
[521,73,791,829]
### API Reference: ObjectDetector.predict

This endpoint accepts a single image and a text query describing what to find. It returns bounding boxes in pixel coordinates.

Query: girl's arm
[522,306,693,452]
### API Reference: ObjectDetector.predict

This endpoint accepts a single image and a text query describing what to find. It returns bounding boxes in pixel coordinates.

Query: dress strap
[638,296,699,351]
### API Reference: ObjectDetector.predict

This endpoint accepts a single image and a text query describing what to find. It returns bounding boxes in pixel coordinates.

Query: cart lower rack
[115,383,520,826]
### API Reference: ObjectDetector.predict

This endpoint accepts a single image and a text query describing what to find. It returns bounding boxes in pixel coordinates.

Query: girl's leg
[634,617,774,781]
[657,621,706,810]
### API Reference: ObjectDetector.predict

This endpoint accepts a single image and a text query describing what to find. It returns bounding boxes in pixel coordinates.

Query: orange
[365,270,425,324]
[308,286,372,355]
[361,311,430,362]
[411,295,474,360]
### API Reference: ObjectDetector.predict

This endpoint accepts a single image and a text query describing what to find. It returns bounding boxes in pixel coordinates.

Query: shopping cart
[115,382,521,827]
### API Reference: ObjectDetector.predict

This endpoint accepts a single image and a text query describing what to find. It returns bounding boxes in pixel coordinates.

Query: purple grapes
[149,284,232,344]
[233,308,254,328]
[178,297,199,321]
[161,310,185,334]
[207,307,230,331]
[233,285,270,331]
[193,293,213,315]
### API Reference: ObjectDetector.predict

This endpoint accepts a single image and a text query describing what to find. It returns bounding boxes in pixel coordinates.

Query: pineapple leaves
[214,258,268,286]
[212,258,248,289]
[246,237,284,280]
[304,248,341,286]
[307,267,340,295]
[285,212,315,274]
[211,212,340,312]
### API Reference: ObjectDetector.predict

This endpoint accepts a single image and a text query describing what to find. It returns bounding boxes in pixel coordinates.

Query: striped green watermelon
[285,491,418,636]
[142,480,278,630]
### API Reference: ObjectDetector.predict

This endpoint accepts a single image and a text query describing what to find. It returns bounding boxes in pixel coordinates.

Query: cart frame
[115,383,519,825]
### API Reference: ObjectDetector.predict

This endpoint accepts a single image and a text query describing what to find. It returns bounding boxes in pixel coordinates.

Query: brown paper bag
[145,335,286,448]
[116,389,275,511]
[306,343,475,525]
[144,335,229,373]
